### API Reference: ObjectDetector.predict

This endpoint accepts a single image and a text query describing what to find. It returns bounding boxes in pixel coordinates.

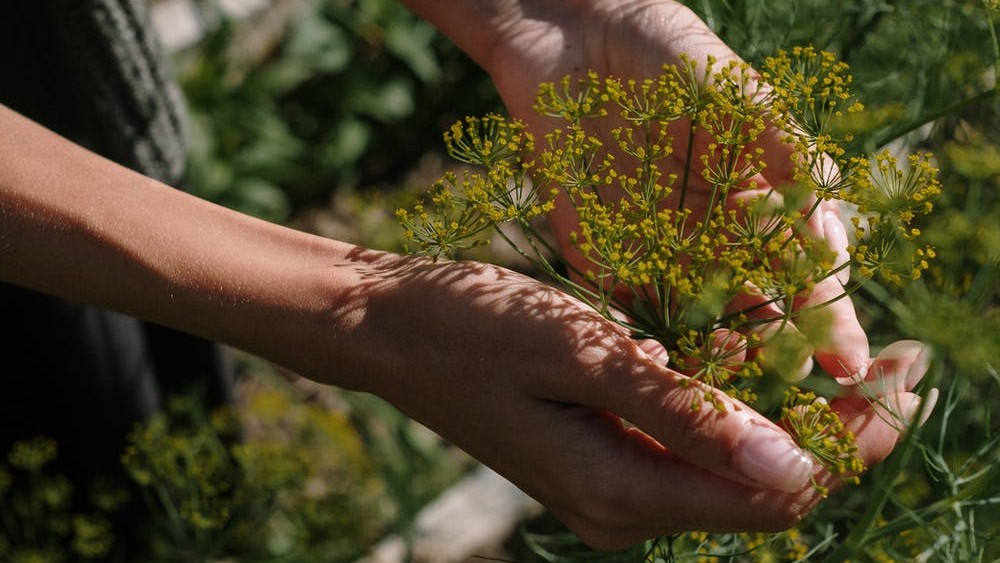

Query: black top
[0,0,188,184]
[0,0,232,487]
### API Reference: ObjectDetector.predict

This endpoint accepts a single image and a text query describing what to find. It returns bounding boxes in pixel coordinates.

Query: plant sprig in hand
[397,47,940,490]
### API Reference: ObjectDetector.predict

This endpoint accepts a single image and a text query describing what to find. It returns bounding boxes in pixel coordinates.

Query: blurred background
[0,0,996,561]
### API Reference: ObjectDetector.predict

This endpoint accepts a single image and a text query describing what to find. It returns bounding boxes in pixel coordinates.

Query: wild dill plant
[397,47,941,488]
[0,437,122,562]
[121,383,385,562]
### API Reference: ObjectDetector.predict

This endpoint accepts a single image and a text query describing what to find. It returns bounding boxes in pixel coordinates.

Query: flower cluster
[0,437,123,562]
[781,387,864,497]
[846,151,941,283]
[122,387,384,561]
[395,114,551,259]
[0,383,387,561]
[398,48,938,484]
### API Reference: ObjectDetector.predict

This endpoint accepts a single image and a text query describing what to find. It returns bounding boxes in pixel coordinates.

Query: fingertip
[919,388,940,427]
[867,389,938,443]
[831,394,908,466]
[814,310,870,381]
[825,349,871,384]
[794,279,870,381]
[734,417,813,492]
[832,386,936,472]
[797,356,815,381]
[867,340,932,392]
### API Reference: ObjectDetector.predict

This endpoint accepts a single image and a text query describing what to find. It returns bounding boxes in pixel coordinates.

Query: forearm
[398,0,521,68]
[0,104,371,388]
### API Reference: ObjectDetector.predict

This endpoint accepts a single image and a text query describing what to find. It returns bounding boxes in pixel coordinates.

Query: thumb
[571,343,814,493]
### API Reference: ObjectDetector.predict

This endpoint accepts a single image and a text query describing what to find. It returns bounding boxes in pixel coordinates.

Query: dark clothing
[1,0,188,182]
[0,0,232,482]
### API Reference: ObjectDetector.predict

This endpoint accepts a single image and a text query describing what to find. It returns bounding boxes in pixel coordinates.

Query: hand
[321,249,931,549]
[474,0,868,381]
[393,0,927,544]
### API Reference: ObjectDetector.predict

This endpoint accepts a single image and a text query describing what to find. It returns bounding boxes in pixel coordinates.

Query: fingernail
[920,388,940,426]
[735,421,813,492]
[898,388,939,427]
[834,358,871,387]
[903,344,932,390]
[872,340,932,392]
[791,355,814,382]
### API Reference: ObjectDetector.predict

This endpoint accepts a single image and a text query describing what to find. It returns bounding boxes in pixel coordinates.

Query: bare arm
[0,104,364,383]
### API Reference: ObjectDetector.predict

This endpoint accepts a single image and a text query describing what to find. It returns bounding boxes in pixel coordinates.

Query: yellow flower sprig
[781,387,865,496]
[398,47,940,482]
[846,151,942,283]
[396,114,553,260]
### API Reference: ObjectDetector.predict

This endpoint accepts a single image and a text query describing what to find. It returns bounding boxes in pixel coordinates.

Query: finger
[732,132,866,380]
[868,388,940,433]
[793,212,869,381]
[813,343,935,493]
[535,384,936,549]
[513,403,812,550]
[726,284,814,381]
[637,338,669,365]
[821,209,851,286]
[794,280,868,381]
[842,340,933,396]
[561,340,814,495]
[827,386,937,467]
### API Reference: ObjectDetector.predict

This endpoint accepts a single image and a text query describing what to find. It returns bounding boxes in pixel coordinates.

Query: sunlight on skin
[0,0,939,550]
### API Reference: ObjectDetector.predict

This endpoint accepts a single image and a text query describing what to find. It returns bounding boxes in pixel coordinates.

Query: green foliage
[120,378,386,562]
[0,437,125,562]
[685,0,999,150]
[341,391,475,557]
[0,374,395,562]
[178,0,499,223]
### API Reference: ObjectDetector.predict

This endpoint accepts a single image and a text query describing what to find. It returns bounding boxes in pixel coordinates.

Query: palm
[481,0,867,379]
[486,2,771,247]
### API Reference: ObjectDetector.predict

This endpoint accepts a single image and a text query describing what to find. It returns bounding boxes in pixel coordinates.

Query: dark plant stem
[678,121,698,213]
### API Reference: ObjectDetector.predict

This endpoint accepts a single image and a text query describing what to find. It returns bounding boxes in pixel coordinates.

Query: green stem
[678,120,698,213]
[865,475,992,543]
[867,86,997,150]
[495,224,610,312]
[988,4,1000,89]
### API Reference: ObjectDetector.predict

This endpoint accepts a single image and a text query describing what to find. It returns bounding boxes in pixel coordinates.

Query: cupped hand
[327,249,930,549]
[477,0,869,381]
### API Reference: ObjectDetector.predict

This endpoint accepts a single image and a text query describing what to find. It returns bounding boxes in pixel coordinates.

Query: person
[0,0,931,551]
